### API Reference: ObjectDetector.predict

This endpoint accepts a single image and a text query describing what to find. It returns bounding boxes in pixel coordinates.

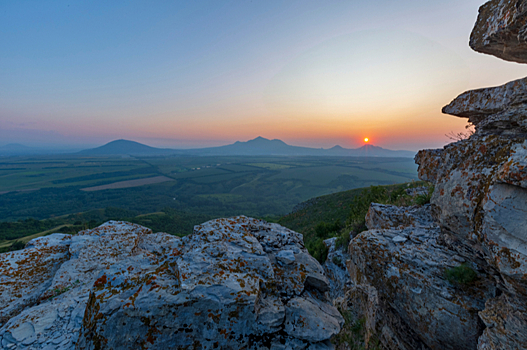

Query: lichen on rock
[0,218,343,350]
[344,204,495,350]
[470,0,527,64]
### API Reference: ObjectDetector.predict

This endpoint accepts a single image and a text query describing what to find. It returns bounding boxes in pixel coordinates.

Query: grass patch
[332,311,382,350]
[444,263,478,286]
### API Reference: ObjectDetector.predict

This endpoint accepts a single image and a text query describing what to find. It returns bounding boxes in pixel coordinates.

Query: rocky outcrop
[345,204,495,350]
[470,0,527,63]
[410,1,527,348]
[0,218,343,350]
[338,2,527,348]
[416,103,527,349]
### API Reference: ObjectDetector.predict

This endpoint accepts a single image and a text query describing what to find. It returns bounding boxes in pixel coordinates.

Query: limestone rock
[366,203,436,230]
[0,233,71,327]
[284,293,342,343]
[404,186,428,197]
[442,77,527,136]
[477,294,527,349]
[415,135,527,347]
[0,218,342,349]
[347,204,495,350]
[78,217,341,349]
[470,0,527,64]
[413,8,527,344]
[0,221,158,349]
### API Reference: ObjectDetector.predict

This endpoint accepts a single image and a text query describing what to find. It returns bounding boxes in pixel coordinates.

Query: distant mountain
[78,139,174,156]
[188,136,325,156]
[77,137,416,158]
[186,136,415,158]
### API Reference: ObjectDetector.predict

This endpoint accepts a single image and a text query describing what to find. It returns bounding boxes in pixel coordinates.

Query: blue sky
[1,0,526,150]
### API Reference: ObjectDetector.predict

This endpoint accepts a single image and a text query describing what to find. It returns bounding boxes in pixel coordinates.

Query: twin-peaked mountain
[78,137,415,157]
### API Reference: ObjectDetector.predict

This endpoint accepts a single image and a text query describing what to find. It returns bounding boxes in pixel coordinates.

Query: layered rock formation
[340,1,527,349]
[344,205,496,350]
[0,218,343,349]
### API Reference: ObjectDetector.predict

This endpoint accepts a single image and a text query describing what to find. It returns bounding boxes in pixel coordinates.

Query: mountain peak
[246,137,287,145]
[79,139,166,155]
[358,144,382,150]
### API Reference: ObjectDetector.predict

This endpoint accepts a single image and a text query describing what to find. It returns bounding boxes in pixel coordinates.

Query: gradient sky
[1,0,527,151]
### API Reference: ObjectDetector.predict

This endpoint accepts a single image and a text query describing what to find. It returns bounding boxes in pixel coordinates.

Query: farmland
[0,154,419,244]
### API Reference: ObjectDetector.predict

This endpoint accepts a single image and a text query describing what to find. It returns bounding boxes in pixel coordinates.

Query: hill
[78,139,174,155]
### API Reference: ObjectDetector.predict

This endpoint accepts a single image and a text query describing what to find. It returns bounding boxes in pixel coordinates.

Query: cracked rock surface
[345,204,495,350]
[0,217,342,350]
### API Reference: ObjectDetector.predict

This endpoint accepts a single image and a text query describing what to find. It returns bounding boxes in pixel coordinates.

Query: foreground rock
[0,218,342,349]
[345,204,495,350]
[0,234,71,328]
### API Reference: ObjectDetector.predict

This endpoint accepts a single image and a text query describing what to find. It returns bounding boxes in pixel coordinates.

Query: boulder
[0,218,342,350]
[365,203,435,230]
[0,221,158,349]
[470,0,527,64]
[78,216,341,350]
[417,87,527,297]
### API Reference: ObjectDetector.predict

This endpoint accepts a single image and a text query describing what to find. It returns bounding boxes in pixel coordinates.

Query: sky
[1,0,527,151]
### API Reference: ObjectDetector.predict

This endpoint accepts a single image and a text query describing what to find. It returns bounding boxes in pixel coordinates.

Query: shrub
[346,186,389,239]
[332,312,382,350]
[332,255,342,266]
[307,238,329,264]
[335,231,351,249]
[315,220,342,239]
[413,185,434,206]
[444,263,477,285]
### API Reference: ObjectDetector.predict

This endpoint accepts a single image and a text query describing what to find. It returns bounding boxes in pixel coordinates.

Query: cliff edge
[338,1,527,349]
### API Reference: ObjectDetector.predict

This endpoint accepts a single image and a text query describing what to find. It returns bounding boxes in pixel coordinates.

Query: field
[81,175,173,191]
[0,154,419,247]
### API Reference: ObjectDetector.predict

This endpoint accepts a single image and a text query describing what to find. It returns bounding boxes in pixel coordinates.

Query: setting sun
[364,138,369,143]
